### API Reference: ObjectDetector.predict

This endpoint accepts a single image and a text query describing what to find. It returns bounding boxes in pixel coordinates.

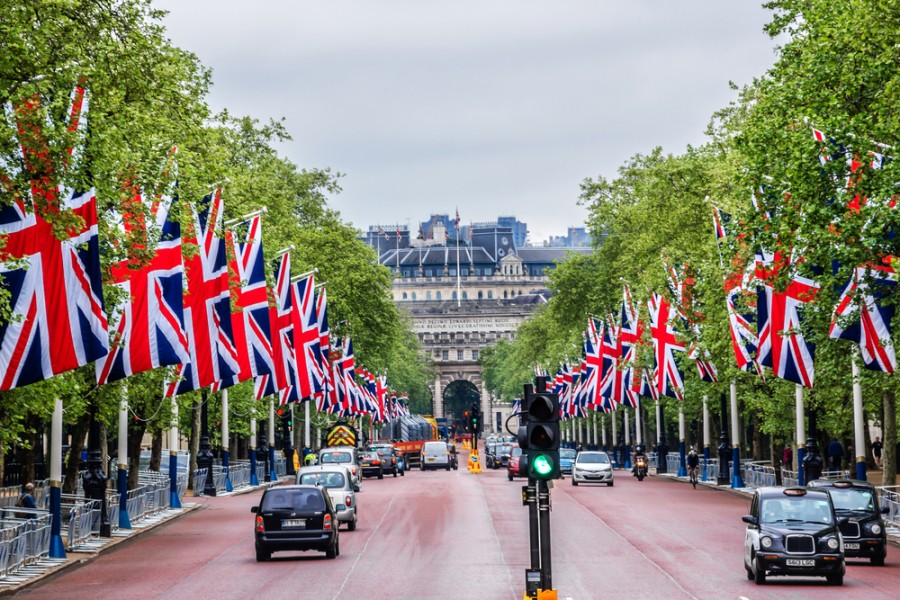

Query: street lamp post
[81,398,111,537]
[198,391,217,496]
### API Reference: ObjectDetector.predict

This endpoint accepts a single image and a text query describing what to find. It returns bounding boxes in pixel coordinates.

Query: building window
[487,291,493,299]
[411,292,417,300]
[436,291,442,300]
[457,350,464,360]
[472,350,479,361]
[519,289,523,296]
[477,291,483,299]
[442,350,449,361]
[503,290,508,299]
[449,268,456,276]
[426,291,432,300]
[462,291,467,300]
[425,268,433,277]
[402,292,408,300]
[452,291,458,300]
[404,269,412,277]
[461,267,469,276]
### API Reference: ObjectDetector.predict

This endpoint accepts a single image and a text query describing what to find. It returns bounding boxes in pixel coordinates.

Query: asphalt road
[14,463,900,600]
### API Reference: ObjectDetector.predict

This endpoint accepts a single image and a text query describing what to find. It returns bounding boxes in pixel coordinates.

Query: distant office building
[547,226,592,248]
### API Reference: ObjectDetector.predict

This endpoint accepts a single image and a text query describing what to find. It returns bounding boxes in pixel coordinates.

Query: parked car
[359,450,385,479]
[295,465,358,531]
[559,448,577,475]
[571,451,613,486]
[318,446,362,491]
[421,440,451,471]
[508,446,527,481]
[743,486,845,585]
[808,479,888,565]
[251,484,339,561]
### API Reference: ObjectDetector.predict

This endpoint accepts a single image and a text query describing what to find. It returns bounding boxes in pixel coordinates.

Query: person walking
[15,482,37,518]
[782,445,793,469]
[872,437,883,468]
[827,439,844,472]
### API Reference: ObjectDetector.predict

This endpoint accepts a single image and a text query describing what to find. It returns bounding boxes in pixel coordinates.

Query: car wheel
[256,548,270,562]
[826,572,843,586]
[608,480,614,487]
[393,468,398,477]
[348,517,357,531]
[377,471,383,480]
[745,565,754,580]
[508,471,513,481]
[326,537,338,559]
[754,556,766,585]
[572,479,578,486]
[446,465,451,471]
[401,469,405,477]
[354,484,360,492]
[872,550,886,566]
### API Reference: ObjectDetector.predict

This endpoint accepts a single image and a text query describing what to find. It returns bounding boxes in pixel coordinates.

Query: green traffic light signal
[531,453,554,477]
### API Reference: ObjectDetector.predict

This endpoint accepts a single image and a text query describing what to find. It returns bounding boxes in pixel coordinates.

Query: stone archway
[443,380,480,434]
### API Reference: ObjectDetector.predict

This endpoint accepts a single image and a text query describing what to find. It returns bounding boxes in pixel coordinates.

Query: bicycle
[688,464,699,489]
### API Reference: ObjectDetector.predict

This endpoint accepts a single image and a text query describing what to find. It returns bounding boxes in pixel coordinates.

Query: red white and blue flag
[648,292,685,399]
[290,274,324,401]
[315,288,334,411]
[254,252,297,403]
[215,215,274,392]
[165,189,239,396]
[755,250,819,388]
[830,265,897,373]
[96,168,187,384]
[0,84,109,390]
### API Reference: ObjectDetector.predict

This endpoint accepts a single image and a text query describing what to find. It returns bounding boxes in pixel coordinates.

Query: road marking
[331,493,397,600]
[739,596,751,600]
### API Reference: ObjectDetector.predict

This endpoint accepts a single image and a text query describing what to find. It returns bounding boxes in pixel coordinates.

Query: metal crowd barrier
[781,467,799,487]
[701,458,719,482]
[193,468,208,496]
[0,509,52,578]
[666,452,681,474]
[60,498,97,550]
[647,452,658,470]
[741,461,776,488]
[879,485,900,529]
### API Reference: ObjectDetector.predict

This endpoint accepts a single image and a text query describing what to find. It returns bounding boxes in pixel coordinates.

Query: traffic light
[524,392,560,480]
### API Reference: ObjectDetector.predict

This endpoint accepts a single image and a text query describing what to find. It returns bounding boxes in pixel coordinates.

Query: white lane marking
[739,596,751,600]
[331,494,397,600]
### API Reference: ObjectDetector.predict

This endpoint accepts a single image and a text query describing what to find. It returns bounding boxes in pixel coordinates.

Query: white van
[421,441,451,471]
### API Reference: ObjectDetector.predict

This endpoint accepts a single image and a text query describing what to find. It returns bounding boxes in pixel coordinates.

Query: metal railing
[781,467,799,487]
[702,458,719,482]
[741,461,776,488]
[193,468,208,496]
[0,509,52,578]
[666,452,681,474]
[879,485,900,529]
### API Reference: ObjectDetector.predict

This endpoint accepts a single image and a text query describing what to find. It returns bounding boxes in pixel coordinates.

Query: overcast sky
[153,1,780,243]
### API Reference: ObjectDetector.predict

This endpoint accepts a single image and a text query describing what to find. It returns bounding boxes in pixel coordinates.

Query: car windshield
[761,496,834,525]
[560,449,576,459]
[827,488,876,512]
[511,447,522,457]
[577,453,609,464]
[262,490,325,512]
[299,472,346,488]
[320,452,351,464]
[497,446,512,456]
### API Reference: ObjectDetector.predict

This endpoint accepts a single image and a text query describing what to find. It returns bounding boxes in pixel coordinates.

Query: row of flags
[0,83,413,421]
[537,125,897,413]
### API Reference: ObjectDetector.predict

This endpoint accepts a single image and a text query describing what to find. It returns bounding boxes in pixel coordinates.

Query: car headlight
[760,536,773,549]
[869,523,883,535]
[826,537,839,550]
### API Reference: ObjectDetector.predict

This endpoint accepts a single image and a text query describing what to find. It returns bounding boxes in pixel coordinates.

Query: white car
[295,465,358,531]
[571,451,614,486]
[421,441,451,471]
[318,446,362,491]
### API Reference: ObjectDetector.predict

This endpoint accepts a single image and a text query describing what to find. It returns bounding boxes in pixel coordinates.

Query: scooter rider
[632,444,648,477]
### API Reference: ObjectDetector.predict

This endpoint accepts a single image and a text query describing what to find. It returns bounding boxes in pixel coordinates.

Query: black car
[809,479,888,565]
[488,443,513,469]
[743,486,845,585]
[252,485,340,561]
[359,450,385,479]
[372,446,400,477]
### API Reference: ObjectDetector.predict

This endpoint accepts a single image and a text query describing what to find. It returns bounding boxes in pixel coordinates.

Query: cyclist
[687,446,700,488]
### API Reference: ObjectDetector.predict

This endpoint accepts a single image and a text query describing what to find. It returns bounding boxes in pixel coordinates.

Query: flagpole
[117,388,132,528]
[290,267,319,283]
[249,417,259,486]
[851,350,867,481]
[224,206,268,227]
[795,384,806,485]
[731,380,744,488]
[305,399,311,451]
[702,394,710,481]
[169,394,181,508]
[456,220,461,308]
[48,399,65,559]
[222,388,232,492]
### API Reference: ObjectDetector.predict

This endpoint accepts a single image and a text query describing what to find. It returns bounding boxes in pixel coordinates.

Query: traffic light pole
[526,479,540,570]
[538,479,552,591]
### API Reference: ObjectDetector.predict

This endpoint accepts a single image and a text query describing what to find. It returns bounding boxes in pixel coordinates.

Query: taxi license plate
[282,519,306,528]
[844,543,860,550]
[786,559,815,567]
[426,458,436,462]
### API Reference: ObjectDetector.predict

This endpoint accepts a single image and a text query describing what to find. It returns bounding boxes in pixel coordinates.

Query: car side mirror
[741,514,757,525]
[250,506,258,513]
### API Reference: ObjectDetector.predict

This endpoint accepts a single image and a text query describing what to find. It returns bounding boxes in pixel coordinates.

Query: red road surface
[15,465,900,599]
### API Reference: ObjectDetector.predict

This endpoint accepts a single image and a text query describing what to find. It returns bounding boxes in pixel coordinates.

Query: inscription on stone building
[413,316,522,333]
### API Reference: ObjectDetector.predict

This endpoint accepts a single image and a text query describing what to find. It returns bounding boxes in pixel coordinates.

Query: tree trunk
[127,421,147,490]
[0,452,5,488]
[150,430,162,471]
[100,423,108,477]
[22,414,40,484]
[63,412,91,494]
[883,389,896,487]
[188,398,200,491]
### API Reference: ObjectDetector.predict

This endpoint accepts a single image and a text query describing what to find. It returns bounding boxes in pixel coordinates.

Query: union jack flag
[290,274,323,401]
[582,319,604,411]
[756,250,819,388]
[96,166,187,384]
[165,190,239,396]
[830,265,897,373]
[0,84,109,390]
[618,288,641,407]
[214,215,274,392]
[375,373,388,421]
[254,252,297,403]
[315,288,333,411]
[648,292,685,399]
[596,322,620,411]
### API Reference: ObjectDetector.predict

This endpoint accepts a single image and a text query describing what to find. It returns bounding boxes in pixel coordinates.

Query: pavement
[0,479,281,597]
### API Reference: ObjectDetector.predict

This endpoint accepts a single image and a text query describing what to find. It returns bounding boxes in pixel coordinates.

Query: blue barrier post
[678,441,686,477]
[702,446,710,482]
[169,451,181,509]
[222,389,233,492]
[118,392,132,528]
[731,446,744,488]
[118,466,131,529]
[797,446,806,486]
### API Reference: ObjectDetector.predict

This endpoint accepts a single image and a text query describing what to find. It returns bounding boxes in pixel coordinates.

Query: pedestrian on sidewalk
[827,439,844,471]
[782,445,793,469]
[15,482,37,518]
[872,437,883,468]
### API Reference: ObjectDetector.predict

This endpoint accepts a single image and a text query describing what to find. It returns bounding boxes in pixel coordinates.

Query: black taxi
[808,479,888,566]
[742,486,845,586]
[251,485,339,561]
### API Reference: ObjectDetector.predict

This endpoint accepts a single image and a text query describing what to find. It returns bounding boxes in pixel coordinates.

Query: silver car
[296,465,358,531]
[318,446,362,491]
[572,451,614,487]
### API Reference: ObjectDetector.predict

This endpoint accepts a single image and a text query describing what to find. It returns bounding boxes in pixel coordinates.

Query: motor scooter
[633,455,648,481]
